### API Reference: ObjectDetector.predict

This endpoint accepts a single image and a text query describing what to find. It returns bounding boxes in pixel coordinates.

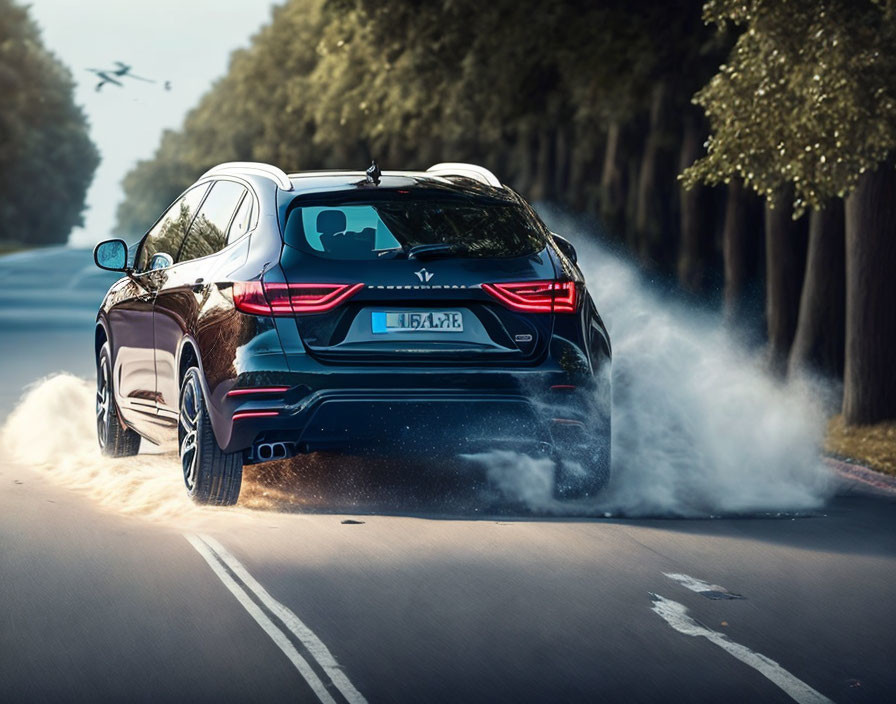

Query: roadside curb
[823,455,896,496]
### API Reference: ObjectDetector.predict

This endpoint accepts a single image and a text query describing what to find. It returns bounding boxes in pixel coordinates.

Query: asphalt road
[1,248,895,703]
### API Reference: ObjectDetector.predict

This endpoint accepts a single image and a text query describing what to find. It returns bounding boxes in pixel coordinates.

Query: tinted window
[227,192,253,244]
[283,192,546,260]
[137,184,209,271]
[178,180,246,262]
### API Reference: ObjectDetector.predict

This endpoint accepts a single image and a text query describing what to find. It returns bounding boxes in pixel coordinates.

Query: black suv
[93,162,612,505]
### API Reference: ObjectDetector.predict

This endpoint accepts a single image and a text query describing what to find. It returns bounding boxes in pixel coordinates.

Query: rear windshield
[282,192,547,260]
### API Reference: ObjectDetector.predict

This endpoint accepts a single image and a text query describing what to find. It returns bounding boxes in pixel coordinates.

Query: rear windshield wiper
[407,243,467,260]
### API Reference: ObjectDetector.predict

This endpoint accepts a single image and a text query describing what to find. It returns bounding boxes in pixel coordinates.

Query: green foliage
[0,0,98,245]
[115,0,720,234]
[683,0,896,215]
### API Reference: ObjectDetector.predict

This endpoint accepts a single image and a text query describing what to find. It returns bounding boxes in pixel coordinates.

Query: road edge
[823,455,896,496]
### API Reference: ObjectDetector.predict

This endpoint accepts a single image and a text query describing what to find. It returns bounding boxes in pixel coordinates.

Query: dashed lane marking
[663,572,745,600]
[650,593,833,704]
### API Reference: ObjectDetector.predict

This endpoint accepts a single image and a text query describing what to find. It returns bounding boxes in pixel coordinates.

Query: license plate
[371,310,463,333]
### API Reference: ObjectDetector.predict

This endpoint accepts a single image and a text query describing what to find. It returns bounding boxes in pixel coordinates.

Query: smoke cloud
[466,208,835,516]
[1,210,835,519]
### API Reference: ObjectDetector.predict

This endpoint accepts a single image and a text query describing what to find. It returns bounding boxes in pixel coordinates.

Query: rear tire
[96,343,141,457]
[179,367,243,505]
[554,426,611,501]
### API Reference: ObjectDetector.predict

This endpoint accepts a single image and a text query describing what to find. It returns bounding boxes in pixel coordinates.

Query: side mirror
[94,239,130,272]
[551,233,577,264]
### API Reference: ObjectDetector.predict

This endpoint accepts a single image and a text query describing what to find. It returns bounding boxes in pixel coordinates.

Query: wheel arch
[176,336,231,450]
[95,319,110,364]
[177,337,201,386]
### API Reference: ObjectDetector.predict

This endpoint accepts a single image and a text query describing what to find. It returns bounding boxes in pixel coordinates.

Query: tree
[0,0,98,246]
[684,0,896,421]
[788,201,845,379]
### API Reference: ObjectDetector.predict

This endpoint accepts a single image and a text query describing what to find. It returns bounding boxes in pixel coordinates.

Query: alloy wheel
[96,357,110,449]
[179,374,201,491]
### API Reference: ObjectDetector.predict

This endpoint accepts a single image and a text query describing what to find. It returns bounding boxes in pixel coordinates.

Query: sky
[28,0,276,247]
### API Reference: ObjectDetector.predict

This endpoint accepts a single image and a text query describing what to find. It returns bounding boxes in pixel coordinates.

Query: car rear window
[282,192,547,260]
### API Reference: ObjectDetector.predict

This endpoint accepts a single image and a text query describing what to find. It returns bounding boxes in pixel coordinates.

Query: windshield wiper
[376,247,407,259]
[407,243,466,260]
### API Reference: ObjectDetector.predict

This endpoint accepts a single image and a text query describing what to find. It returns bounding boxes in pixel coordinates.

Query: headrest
[316,209,346,234]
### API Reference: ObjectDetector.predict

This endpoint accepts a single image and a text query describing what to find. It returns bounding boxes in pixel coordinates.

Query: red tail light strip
[226,387,290,398]
[233,281,364,316]
[482,280,578,313]
[232,410,280,421]
[550,385,577,391]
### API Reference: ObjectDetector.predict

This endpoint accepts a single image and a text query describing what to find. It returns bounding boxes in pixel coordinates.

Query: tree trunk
[722,181,748,320]
[764,189,808,375]
[676,113,711,292]
[625,152,641,252]
[510,125,536,196]
[567,130,587,212]
[599,120,626,237]
[787,202,846,378]
[554,125,570,199]
[843,159,896,424]
[635,81,677,269]
[529,128,557,202]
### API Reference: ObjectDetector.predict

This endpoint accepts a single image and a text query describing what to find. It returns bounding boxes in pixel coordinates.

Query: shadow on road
[236,452,896,559]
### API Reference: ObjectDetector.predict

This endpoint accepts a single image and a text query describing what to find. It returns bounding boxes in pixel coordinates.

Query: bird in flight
[87,61,164,92]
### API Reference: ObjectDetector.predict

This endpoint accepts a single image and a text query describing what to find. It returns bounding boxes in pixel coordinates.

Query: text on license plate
[371,310,463,333]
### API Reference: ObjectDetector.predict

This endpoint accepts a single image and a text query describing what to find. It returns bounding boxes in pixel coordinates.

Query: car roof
[284,170,510,199]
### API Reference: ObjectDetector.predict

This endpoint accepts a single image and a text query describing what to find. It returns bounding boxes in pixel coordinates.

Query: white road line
[663,572,730,594]
[650,594,834,704]
[193,534,368,704]
[185,534,339,704]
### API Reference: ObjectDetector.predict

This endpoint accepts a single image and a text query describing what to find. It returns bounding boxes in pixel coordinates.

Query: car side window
[227,192,254,244]
[178,180,247,262]
[136,184,209,271]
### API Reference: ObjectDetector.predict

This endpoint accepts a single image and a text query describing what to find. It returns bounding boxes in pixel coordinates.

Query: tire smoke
[465,208,835,516]
[0,373,203,520]
[1,210,835,519]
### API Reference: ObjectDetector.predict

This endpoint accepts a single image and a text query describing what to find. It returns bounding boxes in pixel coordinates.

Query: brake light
[482,280,578,313]
[233,281,364,315]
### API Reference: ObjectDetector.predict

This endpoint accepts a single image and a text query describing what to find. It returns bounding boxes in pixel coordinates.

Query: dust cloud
[0,373,203,520]
[1,210,835,519]
[467,208,835,517]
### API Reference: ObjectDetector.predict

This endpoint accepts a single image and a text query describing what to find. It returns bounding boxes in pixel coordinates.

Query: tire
[96,343,141,457]
[553,424,611,501]
[179,367,243,505]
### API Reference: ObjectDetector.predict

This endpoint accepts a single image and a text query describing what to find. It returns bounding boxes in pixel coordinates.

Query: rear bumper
[213,382,601,457]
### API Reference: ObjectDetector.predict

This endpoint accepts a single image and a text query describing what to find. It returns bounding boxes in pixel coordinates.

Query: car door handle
[191,278,205,292]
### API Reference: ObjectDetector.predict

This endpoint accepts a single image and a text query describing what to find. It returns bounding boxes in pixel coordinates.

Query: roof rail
[201,162,293,191]
[426,162,502,188]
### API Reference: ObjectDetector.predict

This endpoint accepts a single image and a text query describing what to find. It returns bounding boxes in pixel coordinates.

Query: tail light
[233,281,364,315]
[482,280,578,313]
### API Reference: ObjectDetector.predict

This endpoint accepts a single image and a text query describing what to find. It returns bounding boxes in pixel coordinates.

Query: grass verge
[0,241,30,256]
[826,415,896,476]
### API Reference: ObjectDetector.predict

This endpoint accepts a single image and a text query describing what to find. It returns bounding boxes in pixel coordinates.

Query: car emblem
[414,268,434,283]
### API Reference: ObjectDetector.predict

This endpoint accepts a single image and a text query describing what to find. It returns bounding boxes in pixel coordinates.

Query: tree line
[0,0,98,248]
[115,0,896,426]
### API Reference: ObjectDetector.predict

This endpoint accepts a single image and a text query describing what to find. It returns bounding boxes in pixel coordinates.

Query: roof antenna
[365,160,381,185]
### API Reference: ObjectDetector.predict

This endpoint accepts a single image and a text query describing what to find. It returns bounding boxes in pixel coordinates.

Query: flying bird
[87,62,159,92]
